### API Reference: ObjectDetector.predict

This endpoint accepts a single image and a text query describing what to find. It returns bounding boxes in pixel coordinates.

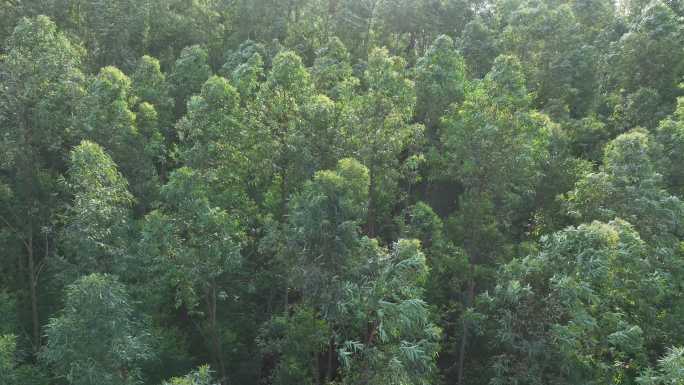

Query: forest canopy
[0,0,683,385]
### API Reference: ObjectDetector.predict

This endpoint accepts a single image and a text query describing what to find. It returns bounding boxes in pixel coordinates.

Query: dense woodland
[1,0,684,384]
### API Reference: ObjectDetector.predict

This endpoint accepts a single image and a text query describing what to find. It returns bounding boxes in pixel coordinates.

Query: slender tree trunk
[326,337,334,382]
[27,231,40,353]
[366,166,376,237]
[457,268,475,385]
[208,287,228,385]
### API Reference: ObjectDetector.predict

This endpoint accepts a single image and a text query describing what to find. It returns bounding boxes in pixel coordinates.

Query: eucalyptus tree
[260,158,370,384]
[638,347,684,385]
[131,55,174,160]
[175,75,252,214]
[349,47,423,238]
[169,45,212,117]
[254,50,315,219]
[75,66,160,212]
[414,35,466,131]
[61,140,133,279]
[311,37,356,100]
[0,15,84,352]
[564,129,684,249]
[288,158,370,314]
[42,274,152,385]
[141,167,243,384]
[457,17,498,79]
[0,334,16,385]
[162,366,217,385]
[441,54,552,384]
[482,220,668,385]
[655,96,684,196]
[337,239,440,385]
[615,1,683,110]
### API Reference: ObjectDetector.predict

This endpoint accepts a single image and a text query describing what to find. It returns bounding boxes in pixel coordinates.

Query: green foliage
[259,306,331,385]
[0,334,16,385]
[638,347,684,385]
[76,65,160,210]
[170,45,212,116]
[142,167,243,313]
[565,129,684,248]
[442,54,551,260]
[338,239,440,385]
[350,47,423,237]
[656,96,684,195]
[1,3,684,385]
[415,35,466,129]
[484,220,666,385]
[42,274,152,385]
[61,140,133,277]
[162,366,216,385]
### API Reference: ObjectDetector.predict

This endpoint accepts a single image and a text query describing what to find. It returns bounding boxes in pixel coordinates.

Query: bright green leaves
[170,45,212,117]
[638,347,684,385]
[162,365,217,385]
[42,274,152,385]
[415,35,466,129]
[351,47,423,237]
[143,167,243,312]
[338,239,440,385]
[0,334,16,385]
[0,15,84,168]
[62,141,133,277]
[442,54,551,259]
[565,129,684,248]
[76,66,161,211]
[484,220,664,385]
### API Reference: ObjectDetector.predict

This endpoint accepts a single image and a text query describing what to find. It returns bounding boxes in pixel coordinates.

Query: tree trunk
[366,166,376,237]
[207,287,228,385]
[326,337,334,382]
[27,231,40,353]
[457,269,475,385]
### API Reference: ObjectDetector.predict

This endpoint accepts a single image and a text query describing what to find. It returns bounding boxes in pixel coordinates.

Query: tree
[311,37,356,100]
[288,158,370,313]
[42,274,152,385]
[349,47,423,238]
[441,54,552,385]
[141,167,243,384]
[61,140,133,279]
[75,66,160,212]
[565,129,684,248]
[169,45,212,117]
[458,17,498,79]
[338,239,440,385]
[414,35,466,131]
[0,15,84,352]
[655,96,684,196]
[131,55,174,155]
[259,306,331,385]
[499,1,599,118]
[175,75,251,213]
[615,1,683,109]
[254,50,315,219]
[638,347,684,385]
[482,220,668,385]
